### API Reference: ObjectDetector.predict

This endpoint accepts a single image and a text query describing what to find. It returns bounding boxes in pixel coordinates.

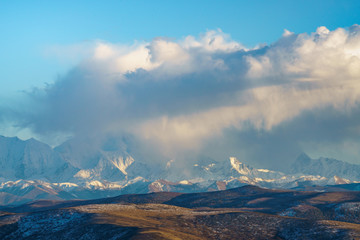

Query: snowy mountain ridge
[290,152,360,181]
[0,136,77,182]
[0,135,360,205]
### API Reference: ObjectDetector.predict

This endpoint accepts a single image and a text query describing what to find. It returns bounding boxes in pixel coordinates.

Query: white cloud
[4,26,360,163]
[182,29,244,52]
[131,25,360,155]
[282,29,294,37]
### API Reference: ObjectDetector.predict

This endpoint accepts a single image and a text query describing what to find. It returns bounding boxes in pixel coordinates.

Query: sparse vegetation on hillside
[1,186,360,239]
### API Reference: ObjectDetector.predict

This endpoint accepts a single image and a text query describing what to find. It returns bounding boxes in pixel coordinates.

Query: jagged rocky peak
[290,153,360,181]
[0,135,74,181]
[296,152,312,162]
[107,153,135,175]
[55,135,134,168]
[55,135,153,182]
[290,152,312,173]
[229,157,252,175]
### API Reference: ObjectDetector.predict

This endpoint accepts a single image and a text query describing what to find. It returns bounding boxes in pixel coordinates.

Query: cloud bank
[3,26,360,168]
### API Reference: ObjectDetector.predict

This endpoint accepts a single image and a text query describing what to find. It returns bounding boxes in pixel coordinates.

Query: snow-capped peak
[110,155,135,175]
[230,157,251,175]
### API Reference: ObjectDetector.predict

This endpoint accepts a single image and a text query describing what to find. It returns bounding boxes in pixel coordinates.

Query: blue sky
[1,0,360,96]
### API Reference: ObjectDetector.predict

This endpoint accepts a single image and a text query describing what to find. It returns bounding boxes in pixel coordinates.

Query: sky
[1,0,360,96]
[1,0,360,169]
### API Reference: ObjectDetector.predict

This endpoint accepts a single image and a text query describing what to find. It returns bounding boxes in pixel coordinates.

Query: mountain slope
[55,137,155,182]
[1,135,360,206]
[0,136,77,182]
[291,153,360,181]
[1,186,360,240]
[2,203,360,240]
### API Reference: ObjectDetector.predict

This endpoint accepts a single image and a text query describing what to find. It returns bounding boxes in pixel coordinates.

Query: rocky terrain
[1,185,360,239]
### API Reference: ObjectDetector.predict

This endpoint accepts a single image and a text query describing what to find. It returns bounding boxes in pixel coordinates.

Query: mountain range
[0,135,359,205]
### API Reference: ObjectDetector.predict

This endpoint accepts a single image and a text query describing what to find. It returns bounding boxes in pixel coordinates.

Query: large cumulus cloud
[3,26,360,167]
